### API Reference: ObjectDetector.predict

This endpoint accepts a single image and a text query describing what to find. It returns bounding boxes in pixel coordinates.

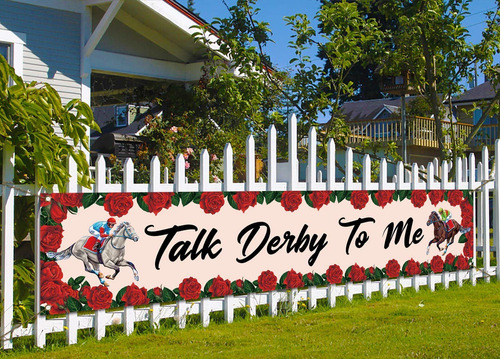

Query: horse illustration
[426,211,470,255]
[47,222,139,287]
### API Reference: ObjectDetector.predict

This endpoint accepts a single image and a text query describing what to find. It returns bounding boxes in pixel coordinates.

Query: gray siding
[0,0,82,105]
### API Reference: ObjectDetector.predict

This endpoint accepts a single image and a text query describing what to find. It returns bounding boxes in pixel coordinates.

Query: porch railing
[347,116,498,149]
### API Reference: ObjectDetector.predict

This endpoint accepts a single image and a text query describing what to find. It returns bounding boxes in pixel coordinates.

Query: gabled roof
[340,97,405,121]
[454,81,498,104]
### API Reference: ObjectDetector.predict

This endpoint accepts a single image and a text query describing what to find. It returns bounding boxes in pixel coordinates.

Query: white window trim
[0,29,26,77]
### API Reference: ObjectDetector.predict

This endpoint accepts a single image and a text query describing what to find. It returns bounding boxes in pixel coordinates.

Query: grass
[2,280,500,358]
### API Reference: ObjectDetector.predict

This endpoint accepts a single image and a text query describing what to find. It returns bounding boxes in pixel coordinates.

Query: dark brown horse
[426,211,470,255]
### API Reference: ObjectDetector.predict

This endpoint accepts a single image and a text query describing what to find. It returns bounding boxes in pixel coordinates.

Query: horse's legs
[101,260,120,280]
[115,258,139,281]
[427,237,440,254]
[81,259,107,286]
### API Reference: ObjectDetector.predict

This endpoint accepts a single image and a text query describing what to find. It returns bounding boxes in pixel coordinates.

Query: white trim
[8,0,84,13]
[373,105,396,119]
[0,29,26,77]
[90,50,203,82]
[83,0,124,57]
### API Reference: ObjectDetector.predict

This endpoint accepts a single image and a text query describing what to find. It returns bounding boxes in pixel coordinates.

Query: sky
[181,0,499,86]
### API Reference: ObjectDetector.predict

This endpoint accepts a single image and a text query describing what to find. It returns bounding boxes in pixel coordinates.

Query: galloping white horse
[47,222,139,286]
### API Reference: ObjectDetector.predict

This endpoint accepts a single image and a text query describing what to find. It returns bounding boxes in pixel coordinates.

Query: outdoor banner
[39,190,474,314]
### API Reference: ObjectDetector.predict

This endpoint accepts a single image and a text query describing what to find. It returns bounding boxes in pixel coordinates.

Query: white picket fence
[1,114,499,349]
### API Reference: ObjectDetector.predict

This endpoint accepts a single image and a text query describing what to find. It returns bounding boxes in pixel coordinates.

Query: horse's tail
[459,226,471,234]
[46,245,73,261]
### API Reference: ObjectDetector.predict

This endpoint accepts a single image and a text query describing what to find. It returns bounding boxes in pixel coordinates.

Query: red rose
[466,229,473,242]
[460,199,472,215]
[348,263,366,282]
[309,191,331,210]
[430,255,444,273]
[121,283,150,306]
[40,225,63,252]
[375,190,394,208]
[463,240,473,258]
[199,192,225,214]
[41,280,64,304]
[40,194,52,207]
[52,193,83,208]
[179,277,201,301]
[350,191,369,210]
[456,254,469,270]
[49,302,67,315]
[232,192,258,213]
[143,192,173,215]
[427,190,445,206]
[445,253,455,266]
[283,269,304,289]
[87,285,113,310]
[104,193,133,217]
[368,267,375,274]
[235,279,244,288]
[326,264,343,284]
[422,262,429,270]
[405,259,421,276]
[385,259,400,278]
[306,272,313,281]
[281,191,302,212]
[50,203,67,223]
[258,270,277,291]
[209,275,233,297]
[410,190,427,208]
[152,287,162,297]
[447,190,463,206]
[80,285,91,299]
[61,282,79,300]
[41,261,63,282]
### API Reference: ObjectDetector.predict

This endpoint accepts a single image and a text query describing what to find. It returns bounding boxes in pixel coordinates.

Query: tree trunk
[420,31,445,159]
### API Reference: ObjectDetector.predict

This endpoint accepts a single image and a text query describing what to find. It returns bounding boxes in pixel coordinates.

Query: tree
[0,55,98,323]
[378,0,500,159]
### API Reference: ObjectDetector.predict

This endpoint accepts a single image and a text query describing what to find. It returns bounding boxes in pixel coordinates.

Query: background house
[0,0,214,159]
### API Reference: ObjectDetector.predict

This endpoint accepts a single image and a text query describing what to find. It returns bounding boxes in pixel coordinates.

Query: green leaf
[162,288,176,302]
[204,278,214,295]
[243,279,255,293]
[171,193,180,206]
[67,297,82,312]
[136,195,150,212]
[313,273,323,286]
[304,193,314,208]
[67,206,78,214]
[371,192,379,206]
[132,193,141,199]
[279,271,288,285]
[96,197,106,206]
[116,286,127,304]
[336,191,347,202]
[459,234,468,243]
[257,192,264,204]
[329,192,336,203]
[193,192,202,204]
[264,191,276,204]
[228,195,239,210]
[393,191,399,201]
[180,192,195,206]
[82,193,99,208]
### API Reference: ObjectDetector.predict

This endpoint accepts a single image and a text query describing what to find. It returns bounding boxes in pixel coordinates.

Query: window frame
[0,29,26,77]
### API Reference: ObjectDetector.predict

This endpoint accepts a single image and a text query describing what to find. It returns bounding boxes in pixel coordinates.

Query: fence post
[494,140,500,280]
[1,144,15,350]
[481,147,490,282]
[34,175,46,348]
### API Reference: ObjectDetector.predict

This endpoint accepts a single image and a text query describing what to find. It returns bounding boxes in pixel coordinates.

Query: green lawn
[2,280,500,358]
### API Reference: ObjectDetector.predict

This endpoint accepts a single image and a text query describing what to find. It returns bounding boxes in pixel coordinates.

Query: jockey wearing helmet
[89,218,116,250]
[438,208,453,231]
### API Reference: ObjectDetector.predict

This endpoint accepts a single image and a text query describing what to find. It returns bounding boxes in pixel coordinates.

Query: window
[0,29,26,77]
[0,42,10,64]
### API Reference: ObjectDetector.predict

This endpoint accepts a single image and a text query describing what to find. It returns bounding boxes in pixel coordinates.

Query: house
[0,0,215,153]
[453,81,499,149]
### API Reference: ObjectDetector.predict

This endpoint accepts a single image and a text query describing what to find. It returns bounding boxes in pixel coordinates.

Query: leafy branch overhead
[0,55,99,190]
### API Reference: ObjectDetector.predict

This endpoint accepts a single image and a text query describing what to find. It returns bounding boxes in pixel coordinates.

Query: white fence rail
[1,114,499,349]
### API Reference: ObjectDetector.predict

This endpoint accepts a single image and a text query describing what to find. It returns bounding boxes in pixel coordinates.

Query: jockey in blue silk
[89,217,116,250]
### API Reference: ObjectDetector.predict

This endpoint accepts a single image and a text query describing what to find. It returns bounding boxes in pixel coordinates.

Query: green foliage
[0,55,99,190]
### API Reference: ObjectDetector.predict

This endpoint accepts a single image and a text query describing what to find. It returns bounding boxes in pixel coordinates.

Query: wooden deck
[347,116,498,149]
